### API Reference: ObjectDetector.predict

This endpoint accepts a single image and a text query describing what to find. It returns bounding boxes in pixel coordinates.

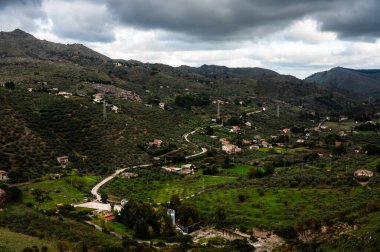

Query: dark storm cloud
[106,0,380,41]
[0,0,41,8]
[316,0,380,41]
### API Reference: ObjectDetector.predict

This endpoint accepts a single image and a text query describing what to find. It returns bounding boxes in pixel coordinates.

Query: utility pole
[103,99,107,119]
[277,104,280,118]
[217,100,220,120]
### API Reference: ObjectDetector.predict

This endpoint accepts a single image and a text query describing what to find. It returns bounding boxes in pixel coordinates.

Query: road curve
[77,128,206,210]
[91,164,151,201]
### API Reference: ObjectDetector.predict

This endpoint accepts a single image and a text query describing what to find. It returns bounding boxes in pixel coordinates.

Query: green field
[20,179,86,209]
[190,186,380,232]
[219,164,253,176]
[101,167,237,203]
[0,228,56,252]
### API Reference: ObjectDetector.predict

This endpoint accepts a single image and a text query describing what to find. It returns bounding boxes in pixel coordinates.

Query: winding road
[75,128,208,211]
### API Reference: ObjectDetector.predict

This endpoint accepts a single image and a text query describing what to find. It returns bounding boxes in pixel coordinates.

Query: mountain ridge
[305,67,380,99]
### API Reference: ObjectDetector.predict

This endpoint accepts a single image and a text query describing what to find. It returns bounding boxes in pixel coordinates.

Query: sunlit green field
[20,179,85,209]
[101,167,237,203]
[0,228,56,252]
[190,186,380,231]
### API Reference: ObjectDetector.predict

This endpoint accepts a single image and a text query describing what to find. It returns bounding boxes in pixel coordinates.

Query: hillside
[0,29,366,181]
[0,29,362,111]
[305,67,380,99]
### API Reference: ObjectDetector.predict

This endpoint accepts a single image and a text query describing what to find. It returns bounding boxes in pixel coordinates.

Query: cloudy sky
[1,0,380,78]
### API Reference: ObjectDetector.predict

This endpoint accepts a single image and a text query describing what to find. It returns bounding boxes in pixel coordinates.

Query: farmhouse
[93,93,104,103]
[222,144,242,154]
[242,140,252,145]
[261,141,271,148]
[282,128,291,134]
[149,139,163,147]
[249,145,260,151]
[104,213,116,222]
[163,166,182,173]
[57,156,69,168]
[178,167,194,175]
[0,170,8,181]
[182,164,195,170]
[159,102,165,110]
[121,172,138,179]
[296,139,305,144]
[230,126,240,133]
[354,169,374,177]
[57,91,72,98]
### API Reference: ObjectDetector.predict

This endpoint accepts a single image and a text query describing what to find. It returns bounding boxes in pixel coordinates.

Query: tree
[263,162,275,175]
[213,205,227,227]
[247,167,257,179]
[205,125,214,135]
[4,81,15,90]
[134,218,149,239]
[223,155,230,168]
[170,194,181,211]
[376,161,380,173]
[100,192,108,203]
[177,202,200,226]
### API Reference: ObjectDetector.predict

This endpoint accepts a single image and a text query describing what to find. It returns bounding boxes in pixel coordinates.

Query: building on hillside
[149,139,163,148]
[354,169,374,177]
[121,199,128,206]
[104,213,116,222]
[50,173,62,180]
[178,167,194,175]
[230,125,240,133]
[0,170,8,182]
[182,164,195,170]
[249,145,260,151]
[296,139,305,144]
[159,102,165,110]
[121,172,138,179]
[57,91,73,98]
[222,144,242,154]
[242,140,252,145]
[282,128,291,134]
[111,105,119,113]
[162,166,182,173]
[93,93,104,103]
[261,141,271,148]
[57,156,69,168]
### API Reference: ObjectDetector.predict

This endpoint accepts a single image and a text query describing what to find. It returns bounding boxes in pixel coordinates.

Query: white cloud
[2,1,379,79]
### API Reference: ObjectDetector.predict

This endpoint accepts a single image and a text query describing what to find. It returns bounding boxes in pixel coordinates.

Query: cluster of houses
[93,93,119,113]
[162,164,195,175]
[220,138,242,154]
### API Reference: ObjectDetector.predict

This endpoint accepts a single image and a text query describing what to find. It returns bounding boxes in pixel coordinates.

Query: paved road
[185,147,207,160]
[183,128,207,159]
[75,128,206,211]
[184,128,200,143]
[91,164,152,201]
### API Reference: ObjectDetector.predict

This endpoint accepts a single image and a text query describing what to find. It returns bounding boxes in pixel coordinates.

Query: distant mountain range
[305,67,380,99]
[0,29,364,110]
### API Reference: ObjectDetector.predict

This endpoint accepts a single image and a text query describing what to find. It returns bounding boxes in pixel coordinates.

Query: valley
[0,30,380,252]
